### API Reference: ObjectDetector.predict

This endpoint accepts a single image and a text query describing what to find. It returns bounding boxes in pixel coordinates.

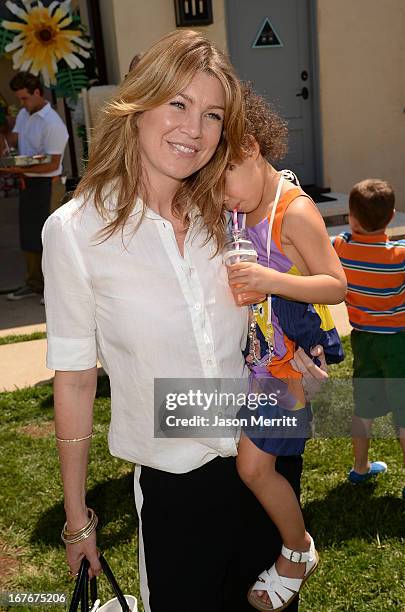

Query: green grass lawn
[0,332,47,346]
[0,337,404,611]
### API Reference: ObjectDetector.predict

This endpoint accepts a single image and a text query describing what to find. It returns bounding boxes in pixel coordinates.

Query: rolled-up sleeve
[42,212,97,371]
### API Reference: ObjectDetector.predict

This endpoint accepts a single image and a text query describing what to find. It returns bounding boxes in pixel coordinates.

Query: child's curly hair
[239,82,288,162]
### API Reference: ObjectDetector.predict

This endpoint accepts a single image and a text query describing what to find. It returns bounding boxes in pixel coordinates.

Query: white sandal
[247,535,319,611]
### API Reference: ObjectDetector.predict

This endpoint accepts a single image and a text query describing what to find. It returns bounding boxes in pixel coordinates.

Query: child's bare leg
[237,433,311,602]
[352,415,373,473]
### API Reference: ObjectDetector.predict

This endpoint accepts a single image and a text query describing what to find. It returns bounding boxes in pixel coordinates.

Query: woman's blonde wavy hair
[74,30,245,248]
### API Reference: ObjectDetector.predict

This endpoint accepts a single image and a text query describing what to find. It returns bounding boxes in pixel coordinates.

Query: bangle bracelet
[63,508,96,536]
[61,519,97,544]
[56,432,93,443]
[61,517,97,544]
[61,508,98,545]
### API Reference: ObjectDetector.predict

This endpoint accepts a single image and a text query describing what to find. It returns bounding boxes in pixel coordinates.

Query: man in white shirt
[0,72,69,301]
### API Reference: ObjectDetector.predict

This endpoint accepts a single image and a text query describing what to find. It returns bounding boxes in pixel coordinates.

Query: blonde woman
[43,30,327,612]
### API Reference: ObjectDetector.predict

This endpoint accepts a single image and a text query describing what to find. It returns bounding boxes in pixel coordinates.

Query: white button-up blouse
[42,195,248,473]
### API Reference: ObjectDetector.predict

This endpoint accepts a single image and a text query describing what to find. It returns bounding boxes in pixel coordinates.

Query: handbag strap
[81,568,89,612]
[69,558,90,612]
[69,555,130,612]
[99,553,131,611]
[90,575,98,605]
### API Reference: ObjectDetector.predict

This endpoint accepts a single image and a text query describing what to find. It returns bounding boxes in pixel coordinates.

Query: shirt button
[206,359,213,366]
[204,334,211,344]
[194,303,201,311]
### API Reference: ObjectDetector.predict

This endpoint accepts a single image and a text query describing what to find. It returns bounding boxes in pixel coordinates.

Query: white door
[226,0,317,184]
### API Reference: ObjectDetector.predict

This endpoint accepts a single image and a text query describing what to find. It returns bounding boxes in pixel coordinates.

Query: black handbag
[69,554,135,612]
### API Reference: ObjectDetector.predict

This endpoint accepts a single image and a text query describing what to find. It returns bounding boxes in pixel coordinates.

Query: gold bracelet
[61,517,98,544]
[55,432,93,443]
[61,508,98,544]
[61,519,97,545]
[63,508,95,536]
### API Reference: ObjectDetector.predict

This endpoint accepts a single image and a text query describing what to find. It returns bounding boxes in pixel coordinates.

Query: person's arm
[1,114,68,173]
[6,131,18,149]
[0,153,62,175]
[228,196,347,304]
[6,111,19,151]
[54,367,102,577]
[42,211,101,577]
[23,154,61,174]
[0,131,18,154]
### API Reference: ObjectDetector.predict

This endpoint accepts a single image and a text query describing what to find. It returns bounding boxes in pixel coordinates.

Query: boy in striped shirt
[333,179,405,498]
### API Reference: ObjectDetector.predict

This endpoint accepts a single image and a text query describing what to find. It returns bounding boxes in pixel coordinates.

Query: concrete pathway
[0,196,49,390]
[328,302,351,336]
[0,197,25,295]
[0,196,46,333]
[0,338,50,391]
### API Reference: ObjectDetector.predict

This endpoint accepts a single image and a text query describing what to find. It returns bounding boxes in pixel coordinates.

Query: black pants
[135,455,302,612]
[22,250,43,293]
[18,177,55,293]
[19,176,52,252]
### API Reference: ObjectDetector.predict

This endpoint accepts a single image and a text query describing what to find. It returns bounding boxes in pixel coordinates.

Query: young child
[223,85,347,611]
[333,179,405,498]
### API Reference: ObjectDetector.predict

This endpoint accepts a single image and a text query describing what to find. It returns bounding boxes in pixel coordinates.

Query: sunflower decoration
[1,0,93,88]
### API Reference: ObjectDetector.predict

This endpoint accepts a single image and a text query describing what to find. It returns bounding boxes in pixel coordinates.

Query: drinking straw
[233,208,238,232]
[232,208,240,264]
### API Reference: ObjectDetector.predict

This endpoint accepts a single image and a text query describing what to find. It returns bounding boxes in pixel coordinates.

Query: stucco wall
[97,0,405,209]
[99,0,228,83]
[317,0,405,208]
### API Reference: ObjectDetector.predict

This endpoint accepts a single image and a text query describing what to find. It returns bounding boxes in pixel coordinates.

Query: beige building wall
[317,0,405,208]
[98,0,405,209]
[99,0,228,83]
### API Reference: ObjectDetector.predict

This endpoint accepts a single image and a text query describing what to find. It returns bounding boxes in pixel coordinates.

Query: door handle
[296,86,309,100]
